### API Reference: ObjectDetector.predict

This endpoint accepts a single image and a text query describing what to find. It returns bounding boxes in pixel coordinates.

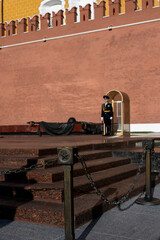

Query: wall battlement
[0,0,159,44]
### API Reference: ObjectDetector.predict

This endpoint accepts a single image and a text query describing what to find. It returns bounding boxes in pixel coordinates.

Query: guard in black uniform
[101,95,113,136]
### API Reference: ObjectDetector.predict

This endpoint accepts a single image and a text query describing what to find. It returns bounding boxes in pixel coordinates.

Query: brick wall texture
[0,4,160,125]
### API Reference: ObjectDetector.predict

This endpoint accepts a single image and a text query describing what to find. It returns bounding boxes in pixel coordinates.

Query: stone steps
[0,156,129,182]
[0,148,57,157]
[0,149,112,169]
[0,150,112,183]
[74,173,147,228]
[0,182,63,202]
[0,137,138,169]
[0,172,148,228]
[113,146,160,171]
[0,140,152,228]
[0,157,131,201]
[0,197,64,227]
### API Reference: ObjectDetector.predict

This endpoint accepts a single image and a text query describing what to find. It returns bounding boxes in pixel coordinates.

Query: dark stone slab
[113,149,160,171]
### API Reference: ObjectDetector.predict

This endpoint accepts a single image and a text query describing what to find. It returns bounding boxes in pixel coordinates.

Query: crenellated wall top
[0,0,159,44]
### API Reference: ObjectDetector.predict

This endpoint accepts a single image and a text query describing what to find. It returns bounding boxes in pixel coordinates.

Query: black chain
[0,159,57,176]
[77,152,146,205]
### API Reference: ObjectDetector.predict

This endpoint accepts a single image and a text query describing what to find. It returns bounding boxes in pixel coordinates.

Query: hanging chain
[77,151,146,205]
[0,159,57,176]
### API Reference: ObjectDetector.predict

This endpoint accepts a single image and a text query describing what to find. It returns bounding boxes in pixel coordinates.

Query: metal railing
[136,139,160,205]
[58,140,160,239]
[0,139,160,240]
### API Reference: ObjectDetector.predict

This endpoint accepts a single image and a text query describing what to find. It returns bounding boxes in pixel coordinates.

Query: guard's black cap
[103,95,109,100]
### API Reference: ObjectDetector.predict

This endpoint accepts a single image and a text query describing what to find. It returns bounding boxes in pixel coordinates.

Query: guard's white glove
[101,117,103,121]
[110,117,113,120]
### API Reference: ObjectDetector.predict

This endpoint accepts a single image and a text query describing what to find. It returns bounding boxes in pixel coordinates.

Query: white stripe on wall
[130,124,160,132]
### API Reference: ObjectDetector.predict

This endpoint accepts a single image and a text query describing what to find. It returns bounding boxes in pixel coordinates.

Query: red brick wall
[0,3,160,125]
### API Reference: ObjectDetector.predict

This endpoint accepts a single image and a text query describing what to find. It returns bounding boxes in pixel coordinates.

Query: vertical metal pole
[63,165,75,240]
[136,139,160,205]
[145,150,152,201]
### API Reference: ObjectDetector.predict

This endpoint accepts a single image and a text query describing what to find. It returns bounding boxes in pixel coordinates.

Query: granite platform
[0,183,160,240]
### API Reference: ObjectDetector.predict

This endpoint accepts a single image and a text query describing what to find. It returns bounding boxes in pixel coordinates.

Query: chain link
[1,146,158,203]
[0,159,57,176]
[77,151,146,205]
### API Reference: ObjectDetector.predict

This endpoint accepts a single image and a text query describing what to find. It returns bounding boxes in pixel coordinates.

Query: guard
[101,95,113,136]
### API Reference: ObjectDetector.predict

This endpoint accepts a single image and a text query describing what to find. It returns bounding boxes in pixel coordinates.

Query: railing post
[63,165,74,240]
[145,148,152,201]
[57,147,78,240]
[136,139,160,205]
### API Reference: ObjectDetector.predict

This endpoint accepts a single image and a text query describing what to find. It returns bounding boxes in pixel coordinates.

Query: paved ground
[0,184,160,240]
